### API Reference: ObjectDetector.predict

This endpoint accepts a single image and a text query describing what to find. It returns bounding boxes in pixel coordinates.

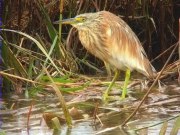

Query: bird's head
[54,12,99,29]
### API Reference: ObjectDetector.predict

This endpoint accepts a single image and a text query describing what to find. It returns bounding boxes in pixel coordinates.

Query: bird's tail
[144,59,157,79]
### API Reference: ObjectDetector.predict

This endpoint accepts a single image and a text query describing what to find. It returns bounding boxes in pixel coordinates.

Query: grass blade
[159,121,168,135]
[43,67,72,127]
[2,29,64,75]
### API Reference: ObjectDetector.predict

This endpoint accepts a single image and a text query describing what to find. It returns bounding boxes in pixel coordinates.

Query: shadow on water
[0,81,180,135]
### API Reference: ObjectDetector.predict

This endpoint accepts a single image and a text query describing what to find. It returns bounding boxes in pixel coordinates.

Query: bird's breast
[78,30,110,61]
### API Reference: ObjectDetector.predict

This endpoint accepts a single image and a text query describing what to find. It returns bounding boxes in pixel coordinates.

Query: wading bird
[54,11,156,100]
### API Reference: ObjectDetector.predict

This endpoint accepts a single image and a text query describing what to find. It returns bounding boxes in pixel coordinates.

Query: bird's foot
[120,94,126,100]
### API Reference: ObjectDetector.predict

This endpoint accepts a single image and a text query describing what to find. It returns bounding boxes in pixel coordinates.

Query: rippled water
[0,83,180,135]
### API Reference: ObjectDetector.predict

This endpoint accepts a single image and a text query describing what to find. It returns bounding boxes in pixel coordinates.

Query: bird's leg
[104,61,112,79]
[121,69,131,99]
[103,69,120,101]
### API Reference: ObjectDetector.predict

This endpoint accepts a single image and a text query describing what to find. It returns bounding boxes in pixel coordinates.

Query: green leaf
[170,116,180,135]
[2,41,28,77]
[60,81,91,92]
[51,117,61,130]
[41,75,73,83]
[35,0,62,58]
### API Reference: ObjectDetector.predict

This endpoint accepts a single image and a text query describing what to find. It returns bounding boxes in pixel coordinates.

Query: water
[0,83,180,135]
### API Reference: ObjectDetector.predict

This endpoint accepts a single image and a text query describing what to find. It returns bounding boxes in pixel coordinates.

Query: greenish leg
[103,69,120,101]
[104,61,112,79]
[121,69,131,99]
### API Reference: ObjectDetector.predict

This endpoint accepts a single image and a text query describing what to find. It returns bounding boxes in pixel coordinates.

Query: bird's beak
[53,18,75,24]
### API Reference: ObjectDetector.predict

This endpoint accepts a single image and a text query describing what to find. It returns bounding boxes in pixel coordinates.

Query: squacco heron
[54,11,156,100]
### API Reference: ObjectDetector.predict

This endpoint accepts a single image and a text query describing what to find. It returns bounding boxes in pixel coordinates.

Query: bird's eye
[75,17,87,22]
[81,17,86,21]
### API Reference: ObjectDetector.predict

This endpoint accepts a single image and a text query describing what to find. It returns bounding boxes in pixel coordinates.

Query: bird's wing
[101,12,155,78]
